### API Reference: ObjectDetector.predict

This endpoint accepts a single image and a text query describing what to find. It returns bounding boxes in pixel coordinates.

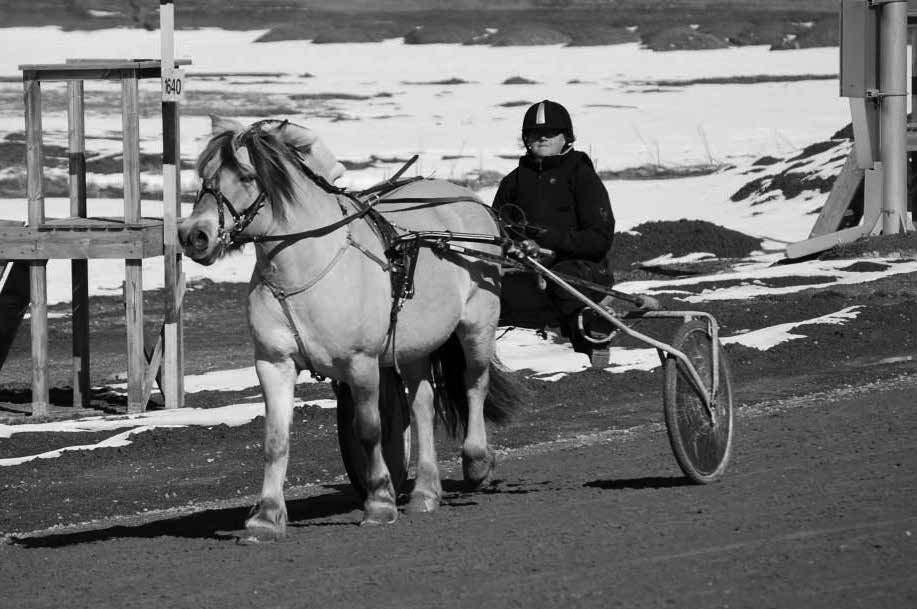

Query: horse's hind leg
[245,356,297,540]
[400,358,441,513]
[456,294,499,489]
[346,355,398,525]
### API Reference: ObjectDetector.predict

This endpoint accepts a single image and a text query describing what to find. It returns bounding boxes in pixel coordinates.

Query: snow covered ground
[2,27,910,459]
[0,27,861,304]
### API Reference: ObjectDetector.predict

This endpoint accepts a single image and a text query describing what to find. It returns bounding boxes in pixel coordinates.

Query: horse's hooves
[360,502,398,526]
[243,499,287,542]
[404,492,440,514]
[239,522,285,544]
[462,448,496,490]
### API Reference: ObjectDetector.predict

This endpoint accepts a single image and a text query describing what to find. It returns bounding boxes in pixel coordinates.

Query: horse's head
[178,115,346,265]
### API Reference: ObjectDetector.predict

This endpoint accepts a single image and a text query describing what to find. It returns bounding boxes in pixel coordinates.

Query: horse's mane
[197,121,343,222]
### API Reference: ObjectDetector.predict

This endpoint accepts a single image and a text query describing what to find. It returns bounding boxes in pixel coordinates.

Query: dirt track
[1,232,915,606]
[1,372,914,609]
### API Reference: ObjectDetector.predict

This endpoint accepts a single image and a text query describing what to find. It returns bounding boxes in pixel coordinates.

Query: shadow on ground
[9,485,361,549]
[584,475,694,490]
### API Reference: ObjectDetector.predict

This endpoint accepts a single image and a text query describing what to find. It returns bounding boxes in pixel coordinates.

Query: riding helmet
[522,99,574,142]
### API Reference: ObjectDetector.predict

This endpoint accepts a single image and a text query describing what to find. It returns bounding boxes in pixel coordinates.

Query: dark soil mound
[752,155,782,166]
[771,17,839,50]
[706,20,796,46]
[311,24,404,44]
[610,220,763,270]
[502,76,539,85]
[821,233,917,260]
[730,171,835,203]
[476,24,572,46]
[404,24,486,44]
[838,261,891,273]
[564,25,640,47]
[696,20,754,44]
[642,26,730,51]
[730,129,849,204]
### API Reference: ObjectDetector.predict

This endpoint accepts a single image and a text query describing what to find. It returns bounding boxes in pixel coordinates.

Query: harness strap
[372,196,483,212]
[347,233,390,271]
[375,196,482,204]
[261,233,351,300]
[275,295,313,375]
[240,198,373,244]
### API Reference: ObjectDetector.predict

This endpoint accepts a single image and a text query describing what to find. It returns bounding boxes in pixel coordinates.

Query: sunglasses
[524,129,564,140]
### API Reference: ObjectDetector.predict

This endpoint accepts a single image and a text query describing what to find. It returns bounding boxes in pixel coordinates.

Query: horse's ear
[210,114,244,136]
[277,122,319,149]
[276,121,345,183]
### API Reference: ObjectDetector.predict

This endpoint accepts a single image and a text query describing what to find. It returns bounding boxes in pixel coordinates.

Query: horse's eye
[240,175,255,184]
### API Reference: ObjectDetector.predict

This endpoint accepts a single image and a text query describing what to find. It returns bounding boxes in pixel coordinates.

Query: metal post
[879,0,909,234]
[910,26,917,223]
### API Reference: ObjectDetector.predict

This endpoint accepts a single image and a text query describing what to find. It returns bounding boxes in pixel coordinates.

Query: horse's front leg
[347,356,398,525]
[245,355,297,540]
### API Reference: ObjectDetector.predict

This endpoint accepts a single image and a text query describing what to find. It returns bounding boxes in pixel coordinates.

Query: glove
[518,239,540,256]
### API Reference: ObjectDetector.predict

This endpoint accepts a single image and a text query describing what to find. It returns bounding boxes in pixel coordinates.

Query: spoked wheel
[663,320,734,484]
[334,369,411,501]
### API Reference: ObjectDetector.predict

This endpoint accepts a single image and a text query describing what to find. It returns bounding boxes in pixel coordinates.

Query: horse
[178,116,524,539]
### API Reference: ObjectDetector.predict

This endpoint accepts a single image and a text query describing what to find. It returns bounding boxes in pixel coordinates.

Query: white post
[161,0,184,408]
[879,0,909,234]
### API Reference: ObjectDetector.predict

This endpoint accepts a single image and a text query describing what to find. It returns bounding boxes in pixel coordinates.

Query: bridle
[195,174,268,248]
[193,125,377,249]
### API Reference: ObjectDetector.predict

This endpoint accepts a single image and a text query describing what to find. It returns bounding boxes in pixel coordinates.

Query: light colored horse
[178,116,523,539]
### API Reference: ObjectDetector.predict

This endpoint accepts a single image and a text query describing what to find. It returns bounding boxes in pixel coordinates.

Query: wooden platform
[0,217,164,259]
[19,59,191,82]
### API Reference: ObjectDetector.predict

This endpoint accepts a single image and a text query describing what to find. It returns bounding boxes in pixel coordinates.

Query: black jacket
[493,149,614,263]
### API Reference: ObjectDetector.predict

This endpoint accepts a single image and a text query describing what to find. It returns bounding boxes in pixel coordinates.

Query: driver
[493,99,615,357]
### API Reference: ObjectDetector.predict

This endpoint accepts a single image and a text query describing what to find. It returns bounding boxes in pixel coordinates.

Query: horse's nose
[187,228,210,253]
[178,219,211,253]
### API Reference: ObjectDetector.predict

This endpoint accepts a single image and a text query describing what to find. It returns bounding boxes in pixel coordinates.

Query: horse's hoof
[462,448,496,490]
[404,492,440,514]
[360,501,398,526]
[243,499,287,541]
[240,520,285,544]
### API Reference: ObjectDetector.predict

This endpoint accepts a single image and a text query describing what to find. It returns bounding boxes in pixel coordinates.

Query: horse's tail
[431,333,527,438]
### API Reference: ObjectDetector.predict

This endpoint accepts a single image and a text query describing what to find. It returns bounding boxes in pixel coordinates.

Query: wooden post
[161,0,184,409]
[24,77,48,416]
[122,72,145,413]
[807,149,865,237]
[68,80,90,408]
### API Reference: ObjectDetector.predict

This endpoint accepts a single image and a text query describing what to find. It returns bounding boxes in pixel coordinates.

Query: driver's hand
[518,239,540,256]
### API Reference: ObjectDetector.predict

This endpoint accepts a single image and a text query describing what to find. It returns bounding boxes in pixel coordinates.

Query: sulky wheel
[334,369,411,501]
[663,319,734,484]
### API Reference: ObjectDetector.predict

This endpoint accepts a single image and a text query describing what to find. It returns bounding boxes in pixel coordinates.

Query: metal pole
[910,26,917,224]
[879,0,908,234]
